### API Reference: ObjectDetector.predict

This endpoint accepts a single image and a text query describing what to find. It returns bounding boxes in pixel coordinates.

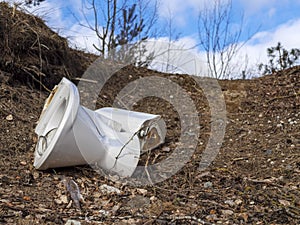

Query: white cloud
[269,19,300,48]
[244,18,300,58]
[145,36,208,75]
[150,17,300,78]
[230,18,300,77]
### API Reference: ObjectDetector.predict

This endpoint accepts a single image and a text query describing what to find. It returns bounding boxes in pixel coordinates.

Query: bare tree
[198,0,249,79]
[81,0,158,65]
[81,0,117,56]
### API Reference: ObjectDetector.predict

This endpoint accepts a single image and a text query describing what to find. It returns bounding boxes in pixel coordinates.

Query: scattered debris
[100,184,121,195]
[65,220,81,225]
[203,181,213,188]
[234,199,243,205]
[55,195,68,205]
[221,209,234,216]
[62,177,84,209]
[279,199,291,207]
[224,200,235,207]
[20,161,27,166]
[137,188,148,195]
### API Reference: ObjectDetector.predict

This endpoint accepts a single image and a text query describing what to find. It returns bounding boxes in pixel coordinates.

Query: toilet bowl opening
[36,98,67,157]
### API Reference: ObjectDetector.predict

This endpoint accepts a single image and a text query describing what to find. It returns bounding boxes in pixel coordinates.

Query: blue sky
[8,0,300,77]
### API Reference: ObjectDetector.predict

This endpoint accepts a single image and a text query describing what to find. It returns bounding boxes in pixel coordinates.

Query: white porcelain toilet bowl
[34,78,166,177]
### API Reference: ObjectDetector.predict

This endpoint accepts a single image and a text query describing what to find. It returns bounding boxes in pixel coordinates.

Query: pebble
[100,184,121,195]
[224,200,235,207]
[20,161,27,166]
[99,209,110,216]
[265,149,272,155]
[221,209,234,216]
[162,147,171,152]
[60,195,68,204]
[234,199,243,205]
[65,220,81,225]
[6,114,13,121]
[137,188,147,195]
[203,181,213,188]
[150,196,157,202]
[278,199,290,206]
[33,172,39,179]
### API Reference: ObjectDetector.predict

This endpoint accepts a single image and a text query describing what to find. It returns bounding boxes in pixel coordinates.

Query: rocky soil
[0,3,299,225]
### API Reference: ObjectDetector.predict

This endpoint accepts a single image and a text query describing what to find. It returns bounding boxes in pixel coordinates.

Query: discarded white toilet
[33,78,166,177]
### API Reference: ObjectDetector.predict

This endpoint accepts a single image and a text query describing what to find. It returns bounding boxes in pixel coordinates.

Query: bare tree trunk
[80,0,158,66]
[198,0,246,79]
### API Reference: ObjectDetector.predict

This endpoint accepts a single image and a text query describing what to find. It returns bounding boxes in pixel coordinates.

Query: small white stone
[234,199,243,205]
[100,184,121,195]
[60,195,68,204]
[225,200,235,207]
[137,188,147,195]
[203,181,213,188]
[65,219,81,225]
[6,114,13,121]
[150,196,157,202]
[221,209,234,216]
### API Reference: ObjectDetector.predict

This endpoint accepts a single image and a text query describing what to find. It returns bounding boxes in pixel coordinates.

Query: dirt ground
[1,65,300,224]
[0,3,300,225]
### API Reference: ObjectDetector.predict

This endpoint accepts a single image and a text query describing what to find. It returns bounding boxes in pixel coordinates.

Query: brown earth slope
[0,3,299,225]
[0,2,96,89]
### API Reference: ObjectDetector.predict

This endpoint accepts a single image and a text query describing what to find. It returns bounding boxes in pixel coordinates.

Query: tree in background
[198,0,250,79]
[82,0,157,65]
[25,0,44,6]
[23,0,259,76]
[110,3,152,65]
[23,0,157,65]
[258,42,300,75]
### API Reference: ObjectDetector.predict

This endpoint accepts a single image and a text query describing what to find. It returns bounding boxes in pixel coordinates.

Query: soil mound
[0,2,96,90]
